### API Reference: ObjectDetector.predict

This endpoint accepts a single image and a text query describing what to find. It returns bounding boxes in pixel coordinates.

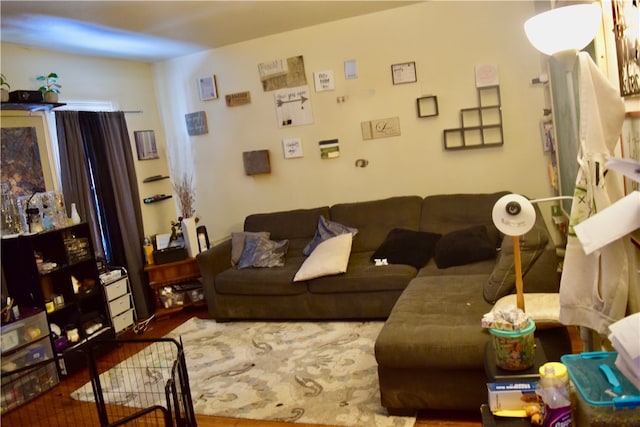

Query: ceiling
[1,1,417,62]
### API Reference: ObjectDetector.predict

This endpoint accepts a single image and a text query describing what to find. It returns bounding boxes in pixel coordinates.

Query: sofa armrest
[484,225,560,304]
[196,238,232,316]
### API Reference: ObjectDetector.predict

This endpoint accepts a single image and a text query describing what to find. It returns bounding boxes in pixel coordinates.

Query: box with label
[487,381,538,412]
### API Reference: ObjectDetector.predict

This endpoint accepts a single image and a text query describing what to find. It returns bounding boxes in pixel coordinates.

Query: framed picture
[134,130,159,160]
[620,111,639,194]
[612,0,640,97]
[198,75,218,101]
[185,111,208,136]
[540,120,555,152]
[391,62,417,85]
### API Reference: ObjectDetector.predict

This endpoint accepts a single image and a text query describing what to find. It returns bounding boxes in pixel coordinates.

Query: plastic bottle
[144,237,154,265]
[535,362,572,427]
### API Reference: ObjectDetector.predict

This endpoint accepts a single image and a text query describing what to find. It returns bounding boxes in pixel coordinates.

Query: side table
[144,257,203,318]
[482,338,548,427]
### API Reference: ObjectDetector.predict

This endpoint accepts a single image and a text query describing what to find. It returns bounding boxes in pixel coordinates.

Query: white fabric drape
[558,52,634,335]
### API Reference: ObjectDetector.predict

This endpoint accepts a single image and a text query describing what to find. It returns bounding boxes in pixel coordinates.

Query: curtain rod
[123,110,143,114]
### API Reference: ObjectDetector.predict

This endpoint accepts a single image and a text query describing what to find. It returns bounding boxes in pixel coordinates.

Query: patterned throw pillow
[237,234,289,269]
[231,231,270,266]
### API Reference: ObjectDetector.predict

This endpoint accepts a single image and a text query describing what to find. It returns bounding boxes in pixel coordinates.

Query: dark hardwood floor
[1,306,581,427]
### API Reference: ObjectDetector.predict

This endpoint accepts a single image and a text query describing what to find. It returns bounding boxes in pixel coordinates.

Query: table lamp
[492,194,573,312]
[492,194,537,312]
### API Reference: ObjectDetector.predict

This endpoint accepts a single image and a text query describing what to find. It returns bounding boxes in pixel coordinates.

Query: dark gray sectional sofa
[196,192,571,413]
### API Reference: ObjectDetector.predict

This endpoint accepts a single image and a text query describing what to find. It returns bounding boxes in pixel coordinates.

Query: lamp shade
[492,194,536,236]
[524,3,602,56]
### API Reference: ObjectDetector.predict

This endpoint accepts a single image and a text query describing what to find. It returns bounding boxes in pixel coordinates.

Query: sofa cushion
[215,256,307,296]
[231,231,270,266]
[294,233,352,281]
[244,206,330,257]
[434,225,497,269]
[371,228,442,268]
[483,224,550,303]
[237,235,289,269]
[420,192,508,244]
[308,251,416,294]
[330,196,423,253]
[303,215,358,256]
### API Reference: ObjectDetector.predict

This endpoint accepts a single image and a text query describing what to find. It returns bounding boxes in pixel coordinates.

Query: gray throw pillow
[483,225,549,304]
[237,234,289,269]
[303,216,358,256]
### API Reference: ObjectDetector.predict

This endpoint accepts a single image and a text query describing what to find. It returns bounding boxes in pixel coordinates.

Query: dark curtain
[55,111,153,319]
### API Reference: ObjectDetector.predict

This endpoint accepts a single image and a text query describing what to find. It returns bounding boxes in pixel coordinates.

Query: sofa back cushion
[420,192,509,245]
[244,206,330,257]
[330,196,423,253]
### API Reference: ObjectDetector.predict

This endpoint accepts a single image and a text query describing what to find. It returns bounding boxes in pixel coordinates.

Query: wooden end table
[144,257,202,318]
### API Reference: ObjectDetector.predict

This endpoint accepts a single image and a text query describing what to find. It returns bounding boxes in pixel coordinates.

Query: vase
[44,92,58,103]
[181,217,199,258]
[70,203,81,224]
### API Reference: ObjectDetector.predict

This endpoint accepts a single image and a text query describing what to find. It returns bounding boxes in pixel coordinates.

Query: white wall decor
[274,86,313,128]
[282,137,303,159]
[313,70,335,92]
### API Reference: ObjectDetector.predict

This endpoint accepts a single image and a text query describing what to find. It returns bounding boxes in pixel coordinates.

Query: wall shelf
[1,102,66,111]
[143,194,172,204]
[443,85,504,150]
[143,175,170,183]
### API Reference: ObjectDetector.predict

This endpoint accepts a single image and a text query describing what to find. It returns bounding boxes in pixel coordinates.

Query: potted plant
[1,73,10,102]
[36,72,61,103]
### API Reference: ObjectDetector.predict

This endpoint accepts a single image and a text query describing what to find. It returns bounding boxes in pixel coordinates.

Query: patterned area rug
[72,317,415,427]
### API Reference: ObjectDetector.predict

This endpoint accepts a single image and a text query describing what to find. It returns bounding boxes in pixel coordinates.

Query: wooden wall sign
[225,91,251,107]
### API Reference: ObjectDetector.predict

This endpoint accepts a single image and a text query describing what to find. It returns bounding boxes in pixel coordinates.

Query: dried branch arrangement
[172,173,195,219]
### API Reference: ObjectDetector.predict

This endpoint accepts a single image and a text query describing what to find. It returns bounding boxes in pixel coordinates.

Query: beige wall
[2,1,565,243]
[154,1,556,243]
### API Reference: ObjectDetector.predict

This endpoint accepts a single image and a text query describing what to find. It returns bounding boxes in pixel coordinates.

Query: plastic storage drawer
[0,310,48,352]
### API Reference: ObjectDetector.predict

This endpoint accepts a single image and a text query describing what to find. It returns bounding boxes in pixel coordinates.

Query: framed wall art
[198,75,218,101]
[185,111,208,136]
[1,112,56,195]
[391,62,417,85]
[134,130,159,160]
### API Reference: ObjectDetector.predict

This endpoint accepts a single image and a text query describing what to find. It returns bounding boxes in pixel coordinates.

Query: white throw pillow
[492,293,562,329]
[293,233,352,282]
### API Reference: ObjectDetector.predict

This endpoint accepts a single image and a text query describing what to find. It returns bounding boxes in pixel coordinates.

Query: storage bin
[561,352,640,427]
[489,318,536,371]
